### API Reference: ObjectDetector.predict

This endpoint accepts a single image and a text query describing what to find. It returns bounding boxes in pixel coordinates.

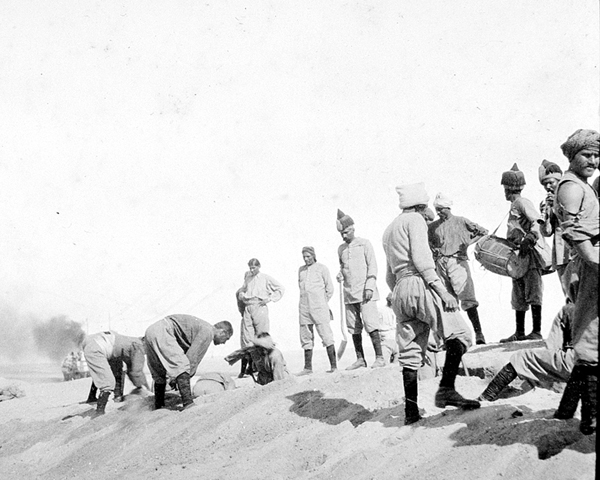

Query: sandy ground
[0,342,596,480]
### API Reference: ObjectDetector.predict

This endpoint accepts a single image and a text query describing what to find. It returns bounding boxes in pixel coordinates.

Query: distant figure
[538,160,570,295]
[382,183,480,425]
[237,258,285,377]
[336,209,385,370]
[82,331,149,415]
[378,294,399,364]
[428,192,489,344]
[73,350,90,380]
[479,304,574,401]
[500,163,548,343]
[61,352,76,381]
[144,315,233,410]
[225,332,290,385]
[297,246,337,375]
[552,129,599,436]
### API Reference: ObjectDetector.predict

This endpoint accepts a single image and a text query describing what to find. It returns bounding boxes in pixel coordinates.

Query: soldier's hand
[336,272,344,283]
[363,289,373,302]
[439,292,459,312]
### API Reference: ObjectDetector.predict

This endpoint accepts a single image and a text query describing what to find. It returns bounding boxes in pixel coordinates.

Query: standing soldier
[552,129,599,435]
[383,183,480,425]
[336,209,385,369]
[297,246,337,375]
[144,315,233,410]
[237,259,285,378]
[82,331,149,415]
[500,163,548,343]
[538,160,570,295]
[428,192,489,344]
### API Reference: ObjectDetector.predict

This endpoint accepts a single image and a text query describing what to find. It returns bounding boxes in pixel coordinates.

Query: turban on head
[301,246,316,260]
[433,192,453,209]
[538,159,562,184]
[501,163,526,189]
[336,209,354,232]
[395,183,430,209]
[560,129,600,161]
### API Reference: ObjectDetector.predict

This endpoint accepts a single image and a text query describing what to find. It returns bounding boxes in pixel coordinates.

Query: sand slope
[0,343,595,480]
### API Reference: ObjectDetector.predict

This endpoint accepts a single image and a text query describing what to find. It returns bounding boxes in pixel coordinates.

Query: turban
[395,183,430,209]
[560,129,600,161]
[433,192,453,209]
[301,246,316,260]
[336,209,354,232]
[538,159,562,184]
[501,163,526,189]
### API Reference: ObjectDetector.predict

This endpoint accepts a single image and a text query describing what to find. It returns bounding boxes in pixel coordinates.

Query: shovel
[337,283,348,360]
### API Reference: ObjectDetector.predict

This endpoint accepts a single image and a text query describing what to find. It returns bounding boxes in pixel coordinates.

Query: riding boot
[239,357,249,378]
[95,390,111,415]
[579,366,597,435]
[326,344,337,372]
[554,366,583,420]
[478,363,517,401]
[346,334,367,370]
[86,382,98,403]
[402,368,421,425]
[369,330,386,368]
[154,382,166,410]
[500,310,526,343]
[466,307,486,345]
[524,305,543,340]
[176,372,195,410]
[435,338,480,409]
[297,349,313,376]
[113,369,125,403]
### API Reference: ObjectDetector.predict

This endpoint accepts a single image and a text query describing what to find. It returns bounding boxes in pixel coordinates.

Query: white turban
[395,183,429,209]
[433,192,453,209]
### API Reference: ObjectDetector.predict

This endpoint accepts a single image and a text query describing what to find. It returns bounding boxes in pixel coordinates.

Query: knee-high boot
[326,344,337,373]
[524,305,543,340]
[346,334,367,370]
[435,338,480,409]
[579,366,597,435]
[478,363,517,401]
[176,372,195,410]
[85,382,98,403]
[369,330,385,368]
[402,368,421,425]
[554,366,583,420]
[154,382,166,410]
[466,307,486,345]
[500,310,526,343]
[95,390,111,416]
[297,349,313,376]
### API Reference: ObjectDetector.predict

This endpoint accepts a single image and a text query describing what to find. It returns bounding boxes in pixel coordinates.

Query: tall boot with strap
[346,334,367,370]
[369,330,386,368]
[402,368,421,425]
[435,338,480,409]
[326,344,337,373]
[176,372,195,410]
[478,363,517,401]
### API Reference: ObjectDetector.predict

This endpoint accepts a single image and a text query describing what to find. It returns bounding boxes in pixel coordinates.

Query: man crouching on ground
[144,315,233,410]
[382,183,480,425]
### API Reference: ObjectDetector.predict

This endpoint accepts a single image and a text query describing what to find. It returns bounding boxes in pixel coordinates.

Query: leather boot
[436,338,480,409]
[85,382,98,403]
[478,363,517,402]
[369,330,386,368]
[524,305,543,340]
[297,349,313,376]
[466,307,486,345]
[95,391,111,415]
[239,357,249,378]
[554,366,582,420]
[579,366,597,435]
[154,382,166,410]
[500,310,526,343]
[176,372,195,410]
[326,344,337,373]
[402,368,421,425]
[346,334,367,370]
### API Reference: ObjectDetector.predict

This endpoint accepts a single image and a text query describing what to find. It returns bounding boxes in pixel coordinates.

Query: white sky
[0,1,598,355]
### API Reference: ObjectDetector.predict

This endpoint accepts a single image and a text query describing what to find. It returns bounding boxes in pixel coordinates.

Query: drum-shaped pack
[474,235,530,279]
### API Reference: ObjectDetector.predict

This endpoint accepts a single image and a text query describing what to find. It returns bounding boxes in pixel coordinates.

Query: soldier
[144,315,233,410]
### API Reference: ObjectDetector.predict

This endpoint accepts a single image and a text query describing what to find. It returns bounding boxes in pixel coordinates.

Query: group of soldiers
[77,128,597,437]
